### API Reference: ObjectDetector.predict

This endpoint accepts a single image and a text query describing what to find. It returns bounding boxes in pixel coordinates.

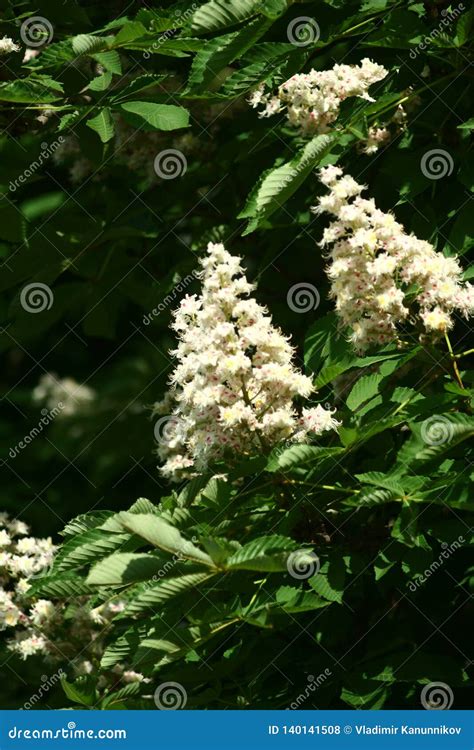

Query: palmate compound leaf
[118,512,216,567]
[239,134,336,234]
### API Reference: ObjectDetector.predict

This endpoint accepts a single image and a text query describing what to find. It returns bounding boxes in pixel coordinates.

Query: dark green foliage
[0,0,473,710]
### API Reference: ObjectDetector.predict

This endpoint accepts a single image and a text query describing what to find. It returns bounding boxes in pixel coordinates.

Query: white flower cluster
[249,59,388,135]
[315,166,474,350]
[155,242,339,481]
[33,373,95,417]
[0,513,148,684]
[0,36,20,55]
[0,513,56,658]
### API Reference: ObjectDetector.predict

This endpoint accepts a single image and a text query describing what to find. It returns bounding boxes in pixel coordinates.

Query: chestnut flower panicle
[249,59,388,135]
[314,166,474,351]
[155,242,340,481]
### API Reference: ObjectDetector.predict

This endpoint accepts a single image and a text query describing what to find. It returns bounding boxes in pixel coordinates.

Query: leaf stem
[444,332,464,389]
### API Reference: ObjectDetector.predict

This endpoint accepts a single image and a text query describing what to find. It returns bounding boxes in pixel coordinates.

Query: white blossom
[156,242,339,481]
[0,37,20,55]
[249,59,388,135]
[314,167,474,350]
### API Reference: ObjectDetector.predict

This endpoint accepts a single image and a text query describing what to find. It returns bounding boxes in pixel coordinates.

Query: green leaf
[86,108,115,143]
[0,79,62,103]
[120,572,216,617]
[186,17,270,92]
[240,134,336,233]
[26,572,94,598]
[266,445,345,473]
[189,0,263,35]
[86,552,169,586]
[346,373,384,411]
[87,72,113,91]
[118,102,190,131]
[91,50,122,74]
[61,676,97,707]
[226,535,299,571]
[118,513,215,566]
[53,528,134,572]
[72,34,112,56]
